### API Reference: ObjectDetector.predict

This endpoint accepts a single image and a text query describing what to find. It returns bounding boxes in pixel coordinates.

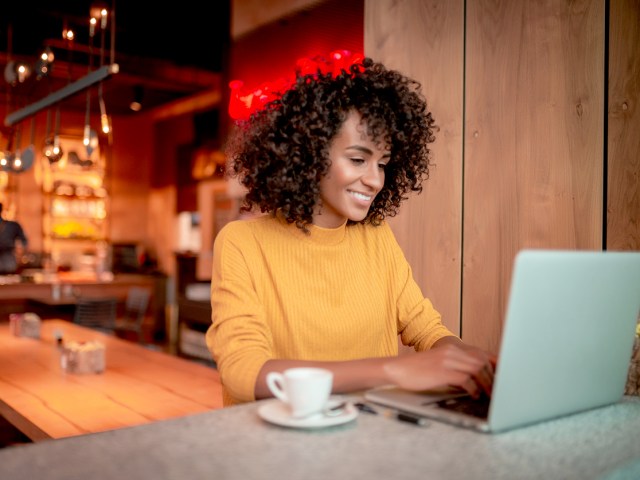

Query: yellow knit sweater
[206,213,455,406]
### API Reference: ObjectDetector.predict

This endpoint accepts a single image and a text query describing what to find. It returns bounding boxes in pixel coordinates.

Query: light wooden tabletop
[0,319,223,441]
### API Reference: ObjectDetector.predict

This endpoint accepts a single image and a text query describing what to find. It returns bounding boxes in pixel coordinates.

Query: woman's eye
[349,158,365,165]
[378,163,388,170]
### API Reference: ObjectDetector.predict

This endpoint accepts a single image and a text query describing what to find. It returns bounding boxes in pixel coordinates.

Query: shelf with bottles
[40,134,110,244]
[47,233,107,241]
[49,196,107,220]
[45,217,106,241]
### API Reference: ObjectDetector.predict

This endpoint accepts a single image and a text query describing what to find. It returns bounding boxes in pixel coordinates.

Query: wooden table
[0,319,223,441]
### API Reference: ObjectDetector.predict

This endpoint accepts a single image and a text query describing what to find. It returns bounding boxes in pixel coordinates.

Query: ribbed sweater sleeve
[206,215,455,406]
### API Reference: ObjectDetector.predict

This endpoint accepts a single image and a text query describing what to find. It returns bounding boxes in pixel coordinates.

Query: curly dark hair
[226,57,436,231]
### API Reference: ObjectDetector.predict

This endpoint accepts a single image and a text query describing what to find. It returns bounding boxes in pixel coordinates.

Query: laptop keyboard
[434,395,491,419]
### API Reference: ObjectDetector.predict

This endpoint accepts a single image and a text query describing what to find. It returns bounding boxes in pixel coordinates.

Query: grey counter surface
[1,396,639,480]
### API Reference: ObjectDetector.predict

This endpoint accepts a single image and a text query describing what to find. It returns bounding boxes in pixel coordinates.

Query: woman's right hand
[382,342,495,398]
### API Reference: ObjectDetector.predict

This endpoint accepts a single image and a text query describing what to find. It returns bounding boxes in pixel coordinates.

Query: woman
[206,57,495,406]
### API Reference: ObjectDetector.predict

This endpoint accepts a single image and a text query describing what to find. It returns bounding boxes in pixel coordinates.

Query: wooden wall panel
[463,0,605,351]
[365,0,464,335]
[608,0,640,250]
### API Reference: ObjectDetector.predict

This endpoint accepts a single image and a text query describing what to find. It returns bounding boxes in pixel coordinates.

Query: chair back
[73,297,118,331]
[123,287,151,325]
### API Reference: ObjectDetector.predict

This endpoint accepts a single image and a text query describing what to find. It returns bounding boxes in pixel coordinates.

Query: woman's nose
[362,163,384,189]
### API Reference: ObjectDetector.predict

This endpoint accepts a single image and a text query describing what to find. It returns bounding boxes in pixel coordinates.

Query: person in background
[207,57,496,406]
[0,202,28,275]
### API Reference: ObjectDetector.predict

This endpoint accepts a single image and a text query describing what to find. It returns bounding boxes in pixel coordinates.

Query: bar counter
[0,272,168,338]
[0,272,159,301]
[0,394,638,479]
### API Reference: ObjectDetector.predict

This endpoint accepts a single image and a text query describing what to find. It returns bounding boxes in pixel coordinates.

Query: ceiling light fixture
[44,106,64,164]
[83,14,97,151]
[96,6,112,137]
[3,61,33,85]
[0,151,9,171]
[62,28,75,42]
[35,47,55,78]
[3,5,118,128]
[129,85,144,112]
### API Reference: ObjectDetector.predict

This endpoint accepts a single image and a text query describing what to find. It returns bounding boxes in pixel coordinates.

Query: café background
[3,0,638,354]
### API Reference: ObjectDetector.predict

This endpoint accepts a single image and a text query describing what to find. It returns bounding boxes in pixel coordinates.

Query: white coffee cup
[266,367,333,418]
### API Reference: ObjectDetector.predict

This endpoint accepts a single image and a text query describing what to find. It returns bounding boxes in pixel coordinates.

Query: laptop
[365,249,640,433]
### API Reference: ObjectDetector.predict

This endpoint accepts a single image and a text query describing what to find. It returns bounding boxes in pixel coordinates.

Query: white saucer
[258,398,358,429]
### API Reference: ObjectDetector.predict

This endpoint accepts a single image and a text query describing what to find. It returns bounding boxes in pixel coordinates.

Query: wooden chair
[73,297,118,333]
[113,287,151,343]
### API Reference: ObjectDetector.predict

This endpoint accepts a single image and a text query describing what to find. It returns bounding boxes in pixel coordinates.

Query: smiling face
[314,111,391,228]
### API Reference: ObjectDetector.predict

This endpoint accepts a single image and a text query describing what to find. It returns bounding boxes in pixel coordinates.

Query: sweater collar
[304,221,348,245]
[276,212,347,246]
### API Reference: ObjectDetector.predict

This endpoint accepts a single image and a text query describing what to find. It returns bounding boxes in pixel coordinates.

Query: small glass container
[60,340,106,374]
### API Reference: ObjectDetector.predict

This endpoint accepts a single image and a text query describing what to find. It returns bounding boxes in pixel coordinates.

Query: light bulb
[101,114,111,134]
[44,137,63,163]
[83,125,91,146]
[12,151,22,170]
[41,47,55,63]
[90,130,99,149]
[16,63,31,83]
[53,135,62,157]
[62,28,75,41]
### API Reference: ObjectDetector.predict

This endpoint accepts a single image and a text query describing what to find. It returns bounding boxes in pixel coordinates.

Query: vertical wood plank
[463,0,605,351]
[365,0,465,335]
[608,0,640,250]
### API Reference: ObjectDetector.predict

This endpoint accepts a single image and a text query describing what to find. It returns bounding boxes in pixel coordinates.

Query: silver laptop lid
[488,250,640,432]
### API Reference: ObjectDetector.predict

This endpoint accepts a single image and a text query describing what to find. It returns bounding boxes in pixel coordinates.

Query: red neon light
[228,49,364,121]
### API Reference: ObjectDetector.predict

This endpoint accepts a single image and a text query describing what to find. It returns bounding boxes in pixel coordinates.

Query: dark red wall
[230,0,364,100]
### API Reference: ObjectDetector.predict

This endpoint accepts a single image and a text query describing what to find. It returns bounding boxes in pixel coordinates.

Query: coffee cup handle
[266,372,288,403]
